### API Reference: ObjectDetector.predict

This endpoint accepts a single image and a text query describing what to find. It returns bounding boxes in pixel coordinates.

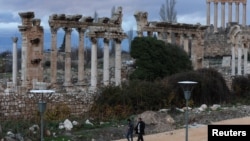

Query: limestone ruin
[134,0,250,77]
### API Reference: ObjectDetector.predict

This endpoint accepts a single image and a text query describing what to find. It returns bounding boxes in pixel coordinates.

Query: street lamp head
[178,81,197,91]
[178,81,198,100]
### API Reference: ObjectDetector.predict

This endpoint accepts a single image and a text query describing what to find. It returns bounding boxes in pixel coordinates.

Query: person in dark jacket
[126,118,134,141]
[134,117,145,141]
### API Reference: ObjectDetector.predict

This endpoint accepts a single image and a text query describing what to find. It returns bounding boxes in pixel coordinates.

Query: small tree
[130,37,192,81]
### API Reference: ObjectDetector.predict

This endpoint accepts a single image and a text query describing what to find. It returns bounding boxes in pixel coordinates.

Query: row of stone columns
[146,31,202,70]
[207,0,247,32]
[156,31,191,54]
[50,27,123,88]
[231,42,249,75]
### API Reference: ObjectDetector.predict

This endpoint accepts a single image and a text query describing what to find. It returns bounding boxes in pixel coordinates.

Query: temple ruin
[15,7,126,92]
[206,0,247,32]
[1,0,250,120]
[134,0,250,78]
[134,11,208,69]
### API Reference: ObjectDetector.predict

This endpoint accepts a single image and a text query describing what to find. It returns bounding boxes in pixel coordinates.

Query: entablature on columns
[207,0,247,4]
[140,23,207,39]
[134,11,208,40]
[49,6,123,31]
[88,31,127,40]
[87,23,127,40]
[48,6,127,41]
[49,18,121,29]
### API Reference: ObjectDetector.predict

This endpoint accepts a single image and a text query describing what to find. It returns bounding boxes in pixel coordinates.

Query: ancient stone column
[175,33,181,46]
[237,43,242,75]
[19,29,28,87]
[50,27,58,85]
[90,37,97,88]
[228,2,232,23]
[103,38,110,86]
[157,32,163,41]
[207,1,210,26]
[214,2,218,32]
[147,31,153,37]
[183,36,189,54]
[221,2,225,28]
[18,12,34,87]
[244,46,248,74]
[191,37,199,69]
[63,27,72,86]
[180,34,184,48]
[243,3,247,27]
[167,32,172,43]
[235,2,240,23]
[12,37,18,86]
[231,45,235,76]
[77,28,86,85]
[115,39,122,86]
[137,31,143,37]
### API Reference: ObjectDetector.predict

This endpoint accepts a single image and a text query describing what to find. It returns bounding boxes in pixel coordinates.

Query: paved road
[114,116,250,141]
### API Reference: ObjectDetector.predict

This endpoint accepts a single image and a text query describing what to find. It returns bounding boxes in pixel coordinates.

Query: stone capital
[12,37,18,43]
[115,38,122,43]
[50,27,58,34]
[63,27,72,34]
[90,37,97,43]
[77,28,86,34]
[104,38,110,43]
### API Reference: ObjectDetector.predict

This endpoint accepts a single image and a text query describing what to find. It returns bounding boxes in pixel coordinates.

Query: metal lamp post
[30,89,55,141]
[178,81,197,141]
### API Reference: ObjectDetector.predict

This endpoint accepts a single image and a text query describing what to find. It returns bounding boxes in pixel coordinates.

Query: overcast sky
[0,0,249,51]
[1,0,249,32]
[0,0,207,32]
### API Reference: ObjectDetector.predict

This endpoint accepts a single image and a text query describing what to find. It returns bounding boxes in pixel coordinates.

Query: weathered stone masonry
[134,11,208,70]
[0,92,93,120]
[1,8,127,120]
[48,7,126,89]
[18,12,44,90]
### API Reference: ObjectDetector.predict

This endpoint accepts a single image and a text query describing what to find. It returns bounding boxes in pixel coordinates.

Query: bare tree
[159,0,177,23]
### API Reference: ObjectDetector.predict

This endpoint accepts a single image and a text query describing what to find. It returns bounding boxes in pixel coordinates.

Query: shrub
[163,68,231,107]
[231,75,250,104]
[232,75,250,96]
[45,103,71,121]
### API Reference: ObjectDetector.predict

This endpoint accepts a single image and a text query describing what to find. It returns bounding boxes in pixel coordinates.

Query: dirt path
[114,116,250,141]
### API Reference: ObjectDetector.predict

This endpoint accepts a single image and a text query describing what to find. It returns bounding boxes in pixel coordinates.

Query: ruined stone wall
[204,28,231,57]
[0,92,93,120]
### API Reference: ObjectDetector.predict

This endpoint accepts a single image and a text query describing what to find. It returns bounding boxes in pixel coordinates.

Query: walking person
[134,117,145,141]
[126,118,134,141]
